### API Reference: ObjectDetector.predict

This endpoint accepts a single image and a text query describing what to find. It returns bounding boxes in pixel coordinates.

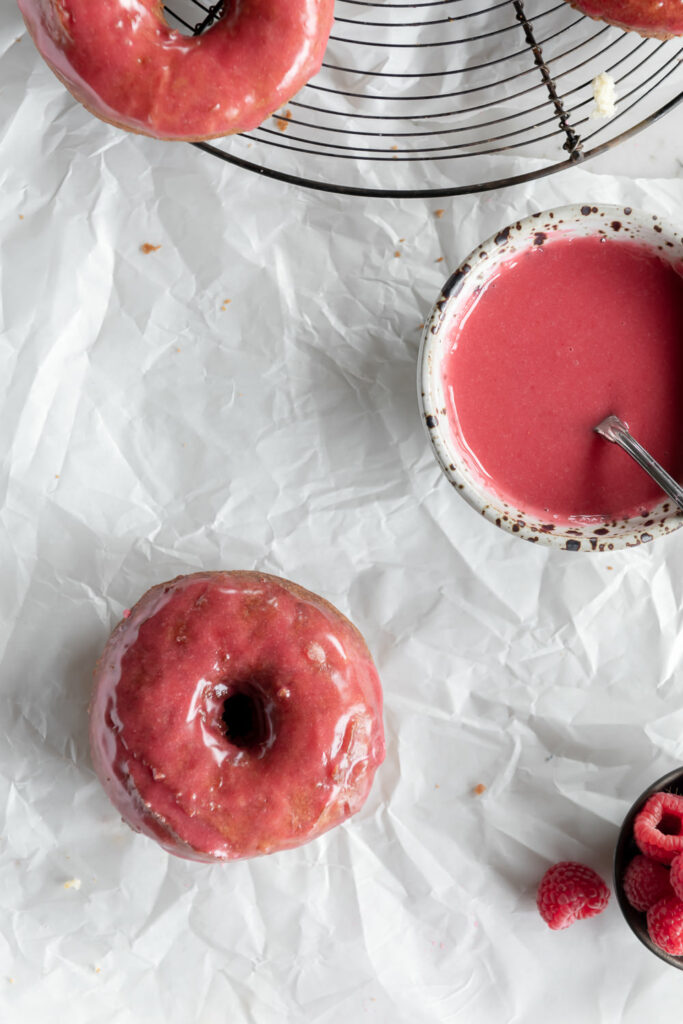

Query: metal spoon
[594,414,683,513]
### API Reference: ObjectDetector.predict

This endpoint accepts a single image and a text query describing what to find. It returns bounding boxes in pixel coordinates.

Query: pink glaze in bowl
[418,203,683,553]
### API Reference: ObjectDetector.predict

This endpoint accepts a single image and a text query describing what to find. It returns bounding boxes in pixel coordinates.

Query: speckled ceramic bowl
[418,203,683,552]
[614,767,683,969]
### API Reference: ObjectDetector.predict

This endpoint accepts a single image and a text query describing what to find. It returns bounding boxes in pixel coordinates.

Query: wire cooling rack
[164,0,683,197]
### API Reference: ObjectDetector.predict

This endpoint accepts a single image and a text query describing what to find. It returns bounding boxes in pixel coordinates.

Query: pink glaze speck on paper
[441,235,683,525]
[90,572,385,862]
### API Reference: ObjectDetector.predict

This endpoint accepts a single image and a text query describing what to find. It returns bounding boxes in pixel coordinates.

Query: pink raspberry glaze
[18,0,334,140]
[565,0,683,38]
[90,571,385,862]
[441,236,683,525]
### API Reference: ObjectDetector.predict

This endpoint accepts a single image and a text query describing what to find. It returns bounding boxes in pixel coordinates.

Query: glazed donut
[90,571,385,862]
[565,0,683,38]
[17,0,334,140]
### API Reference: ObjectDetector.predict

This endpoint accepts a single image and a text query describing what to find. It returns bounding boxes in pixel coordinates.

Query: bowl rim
[613,766,683,969]
[417,202,683,553]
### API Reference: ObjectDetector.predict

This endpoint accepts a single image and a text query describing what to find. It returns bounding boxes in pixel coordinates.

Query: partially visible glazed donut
[90,571,385,862]
[565,0,683,38]
[17,0,335,140]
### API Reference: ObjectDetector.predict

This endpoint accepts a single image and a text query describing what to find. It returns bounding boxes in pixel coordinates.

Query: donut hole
[164,0,217,37]
[221,688,270,750]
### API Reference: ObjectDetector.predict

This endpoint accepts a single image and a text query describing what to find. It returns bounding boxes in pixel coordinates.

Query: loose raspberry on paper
[669,854,683,901]
[537,862,610,930]
[633,791,683,864]
[622,854,672,911]
[647,895,683,955]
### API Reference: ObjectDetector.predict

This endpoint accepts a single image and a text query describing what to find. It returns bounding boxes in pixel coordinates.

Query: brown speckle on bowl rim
[417,203,683,552]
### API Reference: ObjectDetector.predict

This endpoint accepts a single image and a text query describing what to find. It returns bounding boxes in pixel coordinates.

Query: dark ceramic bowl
[614,766,683,968]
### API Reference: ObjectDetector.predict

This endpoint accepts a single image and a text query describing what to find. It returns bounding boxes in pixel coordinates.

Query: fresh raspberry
[622,854,672,911]
[537,862,610,930]
[634,791,683,864]
[670,854,683,901]
[647,896,683,955]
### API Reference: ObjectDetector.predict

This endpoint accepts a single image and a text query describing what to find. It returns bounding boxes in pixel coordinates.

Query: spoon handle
[604,419,683,513]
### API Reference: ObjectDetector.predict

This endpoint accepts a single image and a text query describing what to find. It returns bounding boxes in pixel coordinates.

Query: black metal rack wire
[164,0,683,197]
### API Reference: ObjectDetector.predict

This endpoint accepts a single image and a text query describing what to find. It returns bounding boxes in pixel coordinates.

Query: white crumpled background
[3,3,683,1021]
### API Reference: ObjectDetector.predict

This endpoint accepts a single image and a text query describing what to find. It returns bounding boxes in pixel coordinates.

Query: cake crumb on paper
[140,243,161,254]
[591,73,617,119]
[435,257,444,263]
[434,209,444,218]
[274,109,292,131]
[473,783,486,796]
[63,878,81,890]
[394,251,401,258]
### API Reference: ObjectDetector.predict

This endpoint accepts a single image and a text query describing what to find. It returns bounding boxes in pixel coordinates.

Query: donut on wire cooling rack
[17,0,335,140]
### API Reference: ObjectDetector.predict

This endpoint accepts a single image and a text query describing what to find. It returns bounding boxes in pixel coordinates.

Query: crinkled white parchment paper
[3,4,683,1022]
